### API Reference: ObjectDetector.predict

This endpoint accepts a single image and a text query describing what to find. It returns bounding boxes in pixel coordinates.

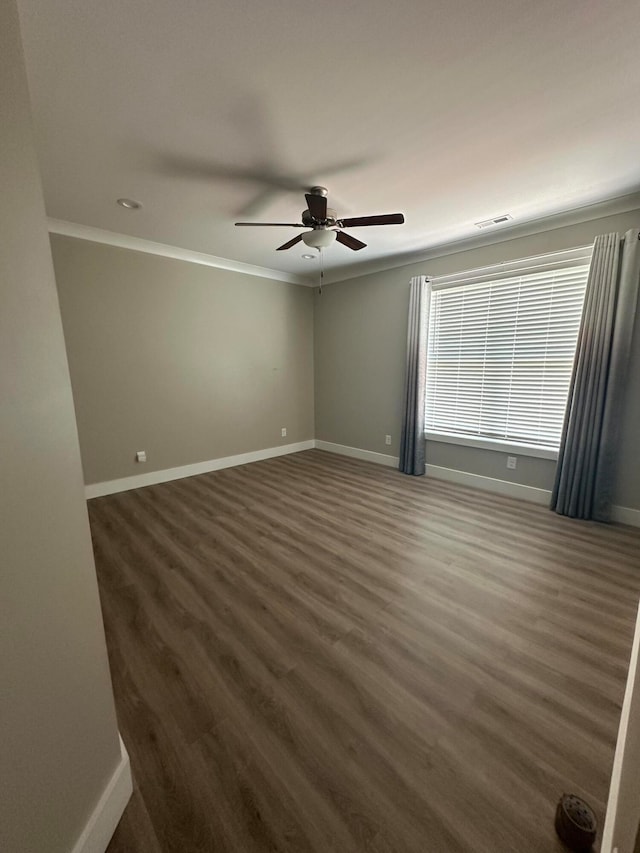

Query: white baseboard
[85,437,640,528]
[314,440,399,468]
[612,506,640,528]
[85,440,315,498]
[426,464,640,526]
[71,735,132,853]
[425,463,552,505]
[315,441,640,527]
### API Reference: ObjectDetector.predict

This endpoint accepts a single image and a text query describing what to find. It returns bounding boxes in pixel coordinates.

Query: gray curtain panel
[551,229,640,520]
[400,276,429,475]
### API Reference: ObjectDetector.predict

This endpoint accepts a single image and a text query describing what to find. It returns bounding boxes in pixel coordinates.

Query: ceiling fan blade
[235,222,305,227]
[305,193,328,220]
[336,231,366,251]
[276,235,304,251]
[339,213,405,228]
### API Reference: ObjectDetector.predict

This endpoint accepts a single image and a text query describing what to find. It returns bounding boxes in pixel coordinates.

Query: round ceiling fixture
[117,198,142,210]
[301,253,316,260]
[301,229,337,250]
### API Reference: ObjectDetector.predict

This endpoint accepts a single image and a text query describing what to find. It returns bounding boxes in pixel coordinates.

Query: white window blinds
[425,248,591,449]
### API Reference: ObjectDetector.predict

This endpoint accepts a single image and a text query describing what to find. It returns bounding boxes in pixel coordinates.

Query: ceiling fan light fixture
[302,229,337,250]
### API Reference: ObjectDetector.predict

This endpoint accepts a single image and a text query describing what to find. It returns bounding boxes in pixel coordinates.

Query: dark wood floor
[92,449,640,853]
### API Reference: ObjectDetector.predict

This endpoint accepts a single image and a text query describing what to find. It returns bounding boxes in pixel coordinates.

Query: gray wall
[51,236,315,485]
[315,209,640,509]
[0,4,123,852]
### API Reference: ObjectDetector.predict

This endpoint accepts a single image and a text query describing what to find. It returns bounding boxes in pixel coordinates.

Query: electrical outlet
[385,434,392,446]
[281,427,287,438]
[507,456,517,470]
[136,450,147,463]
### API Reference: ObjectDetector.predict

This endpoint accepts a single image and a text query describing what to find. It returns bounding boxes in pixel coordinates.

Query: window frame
[423,246,592,459]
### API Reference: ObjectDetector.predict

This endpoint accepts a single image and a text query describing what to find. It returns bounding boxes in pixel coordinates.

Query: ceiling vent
[475,214,513,229]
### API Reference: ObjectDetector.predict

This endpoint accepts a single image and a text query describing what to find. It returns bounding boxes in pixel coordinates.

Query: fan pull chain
[318,247,323,295]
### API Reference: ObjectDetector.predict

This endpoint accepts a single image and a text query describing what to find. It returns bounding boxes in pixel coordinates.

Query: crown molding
[47,219,310,286]
[47,189,640,288]
[324,190,640,284]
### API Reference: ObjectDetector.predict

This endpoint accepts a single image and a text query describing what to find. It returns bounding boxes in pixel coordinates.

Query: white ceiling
[17,0,640,282]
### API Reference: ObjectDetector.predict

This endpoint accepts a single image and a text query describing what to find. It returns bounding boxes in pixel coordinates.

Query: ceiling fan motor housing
[302,207,337,227]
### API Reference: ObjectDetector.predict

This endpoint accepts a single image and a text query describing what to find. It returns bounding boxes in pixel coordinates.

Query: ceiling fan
[235,186,405,252]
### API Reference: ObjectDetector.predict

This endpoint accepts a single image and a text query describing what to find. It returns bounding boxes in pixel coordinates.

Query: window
[425,247,591,454]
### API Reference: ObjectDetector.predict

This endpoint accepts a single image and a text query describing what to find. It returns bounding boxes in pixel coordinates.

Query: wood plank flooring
[91,449,640,853]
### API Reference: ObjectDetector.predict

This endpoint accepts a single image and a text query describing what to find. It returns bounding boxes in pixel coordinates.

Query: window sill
[424,431,558,461]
